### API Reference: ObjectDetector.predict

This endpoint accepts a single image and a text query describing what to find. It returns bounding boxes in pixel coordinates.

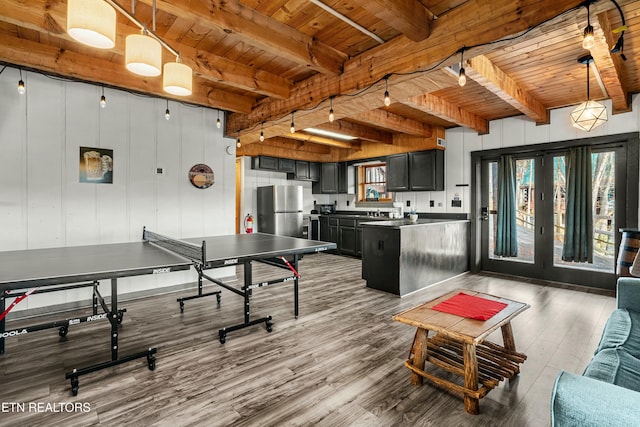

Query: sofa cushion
[595,308,640,358]
[583,348,640,392]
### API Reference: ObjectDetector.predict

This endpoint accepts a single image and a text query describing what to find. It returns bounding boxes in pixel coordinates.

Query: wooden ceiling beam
[359,0,433,42]
[403,93,489,134]
[0,33,253,113]
[464,55,549,124]
[228,0,591,136]
[591,12,629,113]
[0,0,292,100]
[352,109,433,137]
[313,120,393,144]
[136,0,347,76]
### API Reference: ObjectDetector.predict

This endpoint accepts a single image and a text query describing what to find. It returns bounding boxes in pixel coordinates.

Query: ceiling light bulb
[100,95,107,108]
[165,108,171,120]
[458,68,467,87]
[383,90,391,107]
[290,123,296,133]
[260,131,265,142]
[216,118,221,129]
[583,25,595,50]
[17,79,25,95]
[329,108,335,122]
[236,139,241,148]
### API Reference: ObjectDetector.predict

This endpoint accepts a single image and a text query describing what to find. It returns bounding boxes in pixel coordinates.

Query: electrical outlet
[155,167,164,174]
[406,200,411,207]
[430,200,434,207]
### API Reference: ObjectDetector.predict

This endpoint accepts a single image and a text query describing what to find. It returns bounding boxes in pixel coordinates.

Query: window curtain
[562,146,593,262]
[494,155,518,257]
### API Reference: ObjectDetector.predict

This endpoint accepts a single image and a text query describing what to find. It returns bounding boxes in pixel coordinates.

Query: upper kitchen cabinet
[312,162,353,194]
[252,155,279,171]
[287,160,320,182]
[386,150,444,192]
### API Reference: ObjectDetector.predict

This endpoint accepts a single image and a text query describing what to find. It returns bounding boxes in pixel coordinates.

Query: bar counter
[360,219,470,296]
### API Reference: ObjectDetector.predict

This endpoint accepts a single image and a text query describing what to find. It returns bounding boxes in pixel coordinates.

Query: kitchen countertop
[359,218,469,228]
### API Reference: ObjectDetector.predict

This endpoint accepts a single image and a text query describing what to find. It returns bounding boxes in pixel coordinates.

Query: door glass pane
[488,159,535,263]
[553,152,615,272]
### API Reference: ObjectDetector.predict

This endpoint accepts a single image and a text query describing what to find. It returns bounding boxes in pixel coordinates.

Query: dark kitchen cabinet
[386,153,410,191]
[309,162,320,181]
[313,163,339,194]
[288,160,320,182]
[338,218,357,256]
[319,216,330,242]
[278,158,295,173]
[251,155,279,171]
[312,162,351,194]
[386,150,444,192]
[361,227,400,293]
[409,150,444,191]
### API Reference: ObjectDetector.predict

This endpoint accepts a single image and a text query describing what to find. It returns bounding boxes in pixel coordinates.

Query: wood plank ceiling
[1,0,638,162]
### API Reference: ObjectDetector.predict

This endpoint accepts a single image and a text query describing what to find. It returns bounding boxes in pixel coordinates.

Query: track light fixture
[100,87,106,108]
[329,96,335,122]
[260,122,265,142]
[165,100,171,121]
[216,110,222,128]
[17,69,25,95]
[458,47,467,87]
[67,0,192,96]
[570,54,607,132]
[290,112,296,133]
[383,77,391,107]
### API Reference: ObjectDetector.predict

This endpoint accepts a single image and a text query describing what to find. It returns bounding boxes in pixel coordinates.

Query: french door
[478,143,630,290]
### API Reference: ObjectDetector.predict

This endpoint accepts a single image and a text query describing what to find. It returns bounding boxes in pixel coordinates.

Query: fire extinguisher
[244,213,254,234]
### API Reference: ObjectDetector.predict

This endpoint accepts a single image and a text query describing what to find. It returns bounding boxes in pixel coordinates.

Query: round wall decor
[188,164,215,189]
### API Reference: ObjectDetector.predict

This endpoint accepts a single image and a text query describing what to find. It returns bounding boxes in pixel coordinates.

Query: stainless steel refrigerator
[257,185,304,237]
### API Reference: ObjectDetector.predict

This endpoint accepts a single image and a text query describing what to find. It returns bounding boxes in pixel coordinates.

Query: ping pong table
[0,228,335,395]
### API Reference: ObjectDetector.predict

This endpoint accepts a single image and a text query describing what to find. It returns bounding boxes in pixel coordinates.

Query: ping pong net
[142,227,206,265]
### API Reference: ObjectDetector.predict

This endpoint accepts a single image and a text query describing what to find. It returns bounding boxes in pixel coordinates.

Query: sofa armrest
[617,277,640,310]
[551,371,640,426]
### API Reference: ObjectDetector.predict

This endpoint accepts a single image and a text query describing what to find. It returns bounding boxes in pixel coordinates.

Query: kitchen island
[361,219,470,296]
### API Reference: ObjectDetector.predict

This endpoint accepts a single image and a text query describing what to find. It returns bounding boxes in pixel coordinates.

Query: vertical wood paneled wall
[0,69,236,313]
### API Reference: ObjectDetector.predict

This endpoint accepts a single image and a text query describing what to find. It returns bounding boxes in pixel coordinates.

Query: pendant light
[383,77,391,106]
[67,0,116,49]
[216,110,222,128]
[126,30,162,77]
[259,122,265,142]
[570,55,607,132]
[290,112,296,133]
[163,56,192,96]
[458,47,467,87]
[582,2,595,50]
[17,69,25,95]
[165,99,171,120]
[328,96,335,122]
[100,87,107,108]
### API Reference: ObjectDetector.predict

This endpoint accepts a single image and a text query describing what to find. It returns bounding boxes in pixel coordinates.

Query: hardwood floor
[0,253,616,426]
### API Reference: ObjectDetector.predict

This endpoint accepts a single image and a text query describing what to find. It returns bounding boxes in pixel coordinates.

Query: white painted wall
[0,69,236,314]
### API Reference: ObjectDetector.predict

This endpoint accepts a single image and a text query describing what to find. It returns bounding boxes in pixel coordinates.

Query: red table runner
[431,292,507,320]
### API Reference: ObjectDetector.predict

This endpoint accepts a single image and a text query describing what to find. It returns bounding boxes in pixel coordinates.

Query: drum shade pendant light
[570,55,607,132]
[67,0,116,49]
[163,57,192,96]
[126,32,162,77]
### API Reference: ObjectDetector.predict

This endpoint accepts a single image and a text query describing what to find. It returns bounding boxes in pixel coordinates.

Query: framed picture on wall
[79,147,113,184]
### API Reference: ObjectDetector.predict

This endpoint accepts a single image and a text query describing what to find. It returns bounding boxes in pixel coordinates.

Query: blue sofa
[551,278,640,426]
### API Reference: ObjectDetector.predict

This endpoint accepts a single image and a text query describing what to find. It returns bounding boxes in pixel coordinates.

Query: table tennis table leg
[293,254,299,319]
[217,260,273,344]
[0,292,5,354]
[65,278,157,396]
[176,265,222,313]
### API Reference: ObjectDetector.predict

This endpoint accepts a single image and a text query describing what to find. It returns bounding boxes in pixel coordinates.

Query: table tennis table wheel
[219,329,226,344]
[179,301,185,313]
[266,317,273,333]
[117,310,125,324]
[59,326,68,337]
[147,354,156,371]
